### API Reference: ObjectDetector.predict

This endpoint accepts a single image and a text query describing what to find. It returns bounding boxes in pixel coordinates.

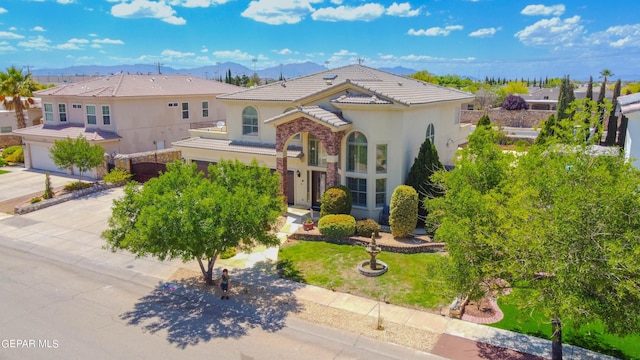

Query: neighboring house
[617,92,640,168]
[173,64,474,219]
[0,98,42,148]
[13,74,241,178]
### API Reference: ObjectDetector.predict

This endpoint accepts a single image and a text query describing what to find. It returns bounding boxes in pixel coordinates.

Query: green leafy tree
[605,79,622,145]
[0,66,37,129]
[405,138,443,226]
[389,185,418,238]
[429,140,640,360]
[49,136,105,186]
[621,82,640,94]
[103,160,284,285]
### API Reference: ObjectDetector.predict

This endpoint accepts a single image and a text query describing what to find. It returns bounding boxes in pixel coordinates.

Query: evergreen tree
[605,79,622,145]
[405,138,443,227]
[477,114,491,127]
[617,115,628,148]
[585,76,593,100]
[535,114,557,145]
[556,76,572,121]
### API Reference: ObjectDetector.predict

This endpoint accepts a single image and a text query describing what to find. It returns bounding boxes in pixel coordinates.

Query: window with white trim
[347,177,367,207]
[308,134,327,167]
[376,144,387,173]
[426,123,435,144]
[376,178,386,208]
[44,103,54,122]
[202,101,209,117]
[347,131,367,173]
[1,126,12,133]
[242,106,259,136]
[102,105,111,125]
[181,102,189,119]
[58,104,67,122]
[86,105,96,125]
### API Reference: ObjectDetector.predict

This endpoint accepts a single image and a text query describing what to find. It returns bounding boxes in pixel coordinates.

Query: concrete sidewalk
[0,171,616,360]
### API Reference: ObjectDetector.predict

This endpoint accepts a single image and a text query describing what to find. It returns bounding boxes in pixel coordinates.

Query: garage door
[30,143,67,174]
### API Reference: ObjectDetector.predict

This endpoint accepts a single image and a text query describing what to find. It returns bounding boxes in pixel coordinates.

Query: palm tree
[0,66,37,129]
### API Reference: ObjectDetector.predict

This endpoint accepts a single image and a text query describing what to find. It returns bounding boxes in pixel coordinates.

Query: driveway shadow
[120,261,304,349]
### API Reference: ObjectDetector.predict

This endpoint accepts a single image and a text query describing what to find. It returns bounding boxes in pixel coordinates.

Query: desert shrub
[2,145,21,158]
[64,181,93,191]
[389,185,418,238]
[318,214,356,237]
[30,197,41,204]
[0,158,8,167]
[220,247,237,259]
[103,167,132,183]
[356,218,380,238]
[4,147,23,163]
[320,185,352,217]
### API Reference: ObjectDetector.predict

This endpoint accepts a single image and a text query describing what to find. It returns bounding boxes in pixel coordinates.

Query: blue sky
[1,0,639,79]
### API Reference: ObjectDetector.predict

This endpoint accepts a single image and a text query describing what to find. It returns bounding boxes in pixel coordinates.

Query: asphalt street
[0,244,439,360]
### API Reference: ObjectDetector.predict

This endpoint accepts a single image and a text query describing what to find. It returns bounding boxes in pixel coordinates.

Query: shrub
[389,185,418,238]
[4,147,23,163]
[2,145,21,158]
[318,214,356,238]
[320,185,352,217]
[43,172,53,199]
[513,139,531,151]
[30,197,41,204]
[64,181,93,191]
[356,218,380,238]
[477,114,491,127]
[0,158,8,167]
[220,247,237,259]
[500,95,529,110]
[103,167,132,183]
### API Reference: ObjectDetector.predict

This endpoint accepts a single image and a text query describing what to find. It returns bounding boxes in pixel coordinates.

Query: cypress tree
[617,115,628,148]
[477,114,491,127]
[535,114,557,145]
[556,75,572,121]
[605,79,622,145]
[586,76,593,101]
[405,138,443,227]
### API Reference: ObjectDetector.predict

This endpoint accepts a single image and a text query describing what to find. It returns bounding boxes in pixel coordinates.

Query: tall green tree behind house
[605,79,622,145]
[103,160,284,285]
[0,66,37,129]
[556,76,574,121]
[597,69,613,127]
[405,138,443,227]
[49,136,105,187]
[585,76,593,100]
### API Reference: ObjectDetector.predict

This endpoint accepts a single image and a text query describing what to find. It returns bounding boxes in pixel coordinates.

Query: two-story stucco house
[173,64,474,219]
[13,74,241,178]
[617,92,640,168]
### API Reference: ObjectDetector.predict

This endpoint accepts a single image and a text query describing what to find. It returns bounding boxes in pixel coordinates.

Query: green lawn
[491,288,640,359]
[277,240,452,310]
[0,169,8,175]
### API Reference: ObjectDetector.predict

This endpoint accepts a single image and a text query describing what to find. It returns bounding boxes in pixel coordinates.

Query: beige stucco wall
[625,113,640,169]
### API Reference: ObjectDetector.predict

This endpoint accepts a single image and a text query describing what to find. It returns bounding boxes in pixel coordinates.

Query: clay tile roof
[218,64,473,105]
[265,105,351,128]
[12,123,120,141]
[332,94,392,104]
[172,137,302,158]
[34,74,243,98]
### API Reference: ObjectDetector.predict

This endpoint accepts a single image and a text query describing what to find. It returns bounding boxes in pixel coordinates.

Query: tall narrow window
[347,131,367,173]
[44,103,54,122]
[376,178,386,208]
[102,105,111,125]
[426,123,435,144]
[376,144,387,173]
[58,104,67,122]
[308,134,327,167]
[242,106,258,136]
[181,102,189,119]
[86,105,96,125]
[202,101,209,117]
[347,177,367,207]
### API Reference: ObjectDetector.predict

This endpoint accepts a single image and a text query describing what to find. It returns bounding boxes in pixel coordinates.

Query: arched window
[242,106,258,136]
[347,131,367,173]
[426,123,435,144]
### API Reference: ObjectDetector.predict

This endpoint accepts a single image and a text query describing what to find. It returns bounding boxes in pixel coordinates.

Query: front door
[311,171,326,210]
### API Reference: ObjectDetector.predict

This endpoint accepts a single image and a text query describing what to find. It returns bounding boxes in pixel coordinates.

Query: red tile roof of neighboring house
[34,74,242,98]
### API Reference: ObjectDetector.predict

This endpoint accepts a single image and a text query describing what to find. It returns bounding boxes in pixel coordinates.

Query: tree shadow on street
[120,260,304,349]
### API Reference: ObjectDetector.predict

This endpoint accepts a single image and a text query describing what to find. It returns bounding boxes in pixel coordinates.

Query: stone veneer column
[325,156,339,188]
[276,154,287,203]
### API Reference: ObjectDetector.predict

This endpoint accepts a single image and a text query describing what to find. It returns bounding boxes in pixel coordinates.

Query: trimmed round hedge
[356,218,380,238]
[320,185,352,218]
[389,185,418,238]
[318,214,356,238]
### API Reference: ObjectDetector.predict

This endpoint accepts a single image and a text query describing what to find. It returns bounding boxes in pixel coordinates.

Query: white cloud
[93,38,125,45]
[515,15,583,46]
[276,48,293,55]
[590,24,640,48]
[312,3,385,22]
[201,46,208,53]
[521,4,565,16]
[0,31,24,39]
[68,38,89,44]
[18,35,51,50]
[386,2,420,17]
[88,33,98,37]
[171,0,230,8]
[241,0,318,25]
[0,42,17,53]
[32,26,46,32]
[408,25,463,36]
[57,0,76,4]
[330,0,342,4]
[0,7,7,14]
[333,49,356,56]
[212,49,261,61]
[161,49,195,57]
[111,0,186,25]
[469,27,501,38]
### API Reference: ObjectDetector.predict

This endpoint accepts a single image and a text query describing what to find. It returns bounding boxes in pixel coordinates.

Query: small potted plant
[303,218,314,231]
